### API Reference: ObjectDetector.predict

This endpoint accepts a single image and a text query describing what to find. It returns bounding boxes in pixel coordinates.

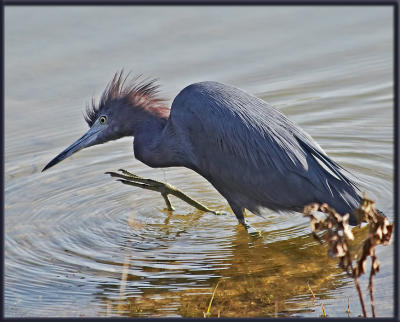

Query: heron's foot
[105,169,216,213]
[212,210,230,216]
[242,221,263,238]
[106,169,178,210]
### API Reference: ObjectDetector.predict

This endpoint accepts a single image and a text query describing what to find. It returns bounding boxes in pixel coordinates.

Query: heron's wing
[169,81,359,212]
[172,82,346,176]
[171,83,298,170]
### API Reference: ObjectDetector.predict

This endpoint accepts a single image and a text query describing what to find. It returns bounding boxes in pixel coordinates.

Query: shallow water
[5,6,394,317]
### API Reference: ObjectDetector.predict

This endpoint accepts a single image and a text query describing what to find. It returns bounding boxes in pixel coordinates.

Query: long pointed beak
[42,126,101,172]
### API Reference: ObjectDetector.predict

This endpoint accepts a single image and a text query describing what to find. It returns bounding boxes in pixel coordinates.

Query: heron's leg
[106,169,224,215]
[229,203,262,238]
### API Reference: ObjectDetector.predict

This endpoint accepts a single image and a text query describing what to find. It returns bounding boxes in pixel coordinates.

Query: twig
[353,273,367,317]
[119,253,130,300]
[303,194,393,318]
[307,282,316,304]
[204,280,221,318]
[369,252,377,317]
[320,303,327,317]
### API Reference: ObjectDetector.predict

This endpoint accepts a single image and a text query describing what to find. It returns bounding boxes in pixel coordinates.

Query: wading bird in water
[43,71,365,235]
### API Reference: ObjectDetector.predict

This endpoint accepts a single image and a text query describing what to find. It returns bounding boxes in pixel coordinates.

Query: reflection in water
[96,211,373,317]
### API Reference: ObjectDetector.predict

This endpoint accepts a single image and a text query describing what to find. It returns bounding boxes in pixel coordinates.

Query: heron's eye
[99,116,107,125]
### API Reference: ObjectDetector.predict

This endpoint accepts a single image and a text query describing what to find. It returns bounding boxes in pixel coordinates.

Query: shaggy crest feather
[84,70,166,127]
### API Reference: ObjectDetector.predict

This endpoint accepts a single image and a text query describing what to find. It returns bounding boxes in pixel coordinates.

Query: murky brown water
[5,6,394,317]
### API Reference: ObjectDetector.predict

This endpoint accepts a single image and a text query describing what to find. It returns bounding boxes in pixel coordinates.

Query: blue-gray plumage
[43,71,365,228]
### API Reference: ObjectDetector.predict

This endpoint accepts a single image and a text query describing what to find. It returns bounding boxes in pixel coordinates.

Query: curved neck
[132,106,169,137]
[133,107,181,168]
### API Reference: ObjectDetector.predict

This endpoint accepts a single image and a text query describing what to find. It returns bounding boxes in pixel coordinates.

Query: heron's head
[42,71,166,172]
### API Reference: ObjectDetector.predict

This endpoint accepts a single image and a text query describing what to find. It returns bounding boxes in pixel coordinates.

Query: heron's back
[167,81,361,223]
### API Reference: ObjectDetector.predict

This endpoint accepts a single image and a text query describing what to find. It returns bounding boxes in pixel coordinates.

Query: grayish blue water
[5,6,393,317]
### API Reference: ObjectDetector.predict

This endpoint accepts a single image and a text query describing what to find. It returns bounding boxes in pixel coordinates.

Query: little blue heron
[43,71,366,234]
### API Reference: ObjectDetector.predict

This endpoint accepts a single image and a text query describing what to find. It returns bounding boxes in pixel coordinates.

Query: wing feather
[172,81,310,175]
[169,81,360,215]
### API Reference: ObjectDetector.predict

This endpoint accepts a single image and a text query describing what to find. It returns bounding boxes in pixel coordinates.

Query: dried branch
[303,194,393,318]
